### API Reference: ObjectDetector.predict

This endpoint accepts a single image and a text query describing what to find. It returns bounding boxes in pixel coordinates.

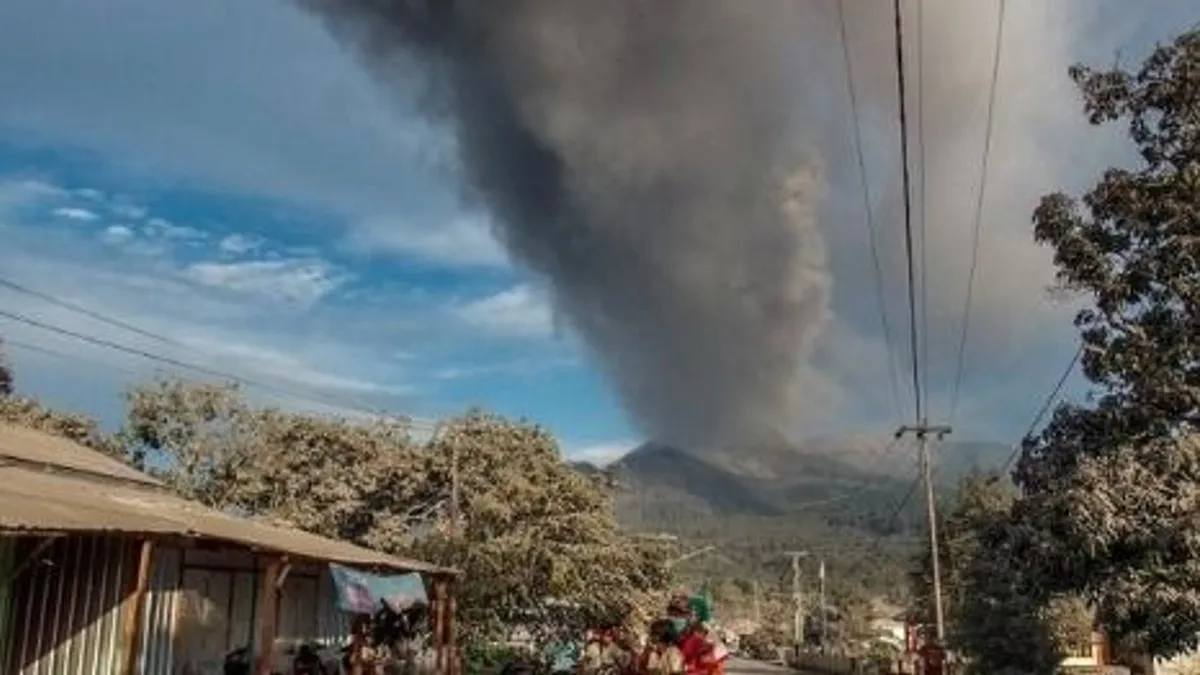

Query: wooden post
[256,558,282,675]
[120,539,155,675]
[445,580,458,675]
[431,578,447,674]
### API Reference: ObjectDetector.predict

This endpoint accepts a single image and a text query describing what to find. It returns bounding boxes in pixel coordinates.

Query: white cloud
[0,248,414,424]
[112,203,148,220]
[51,206,98,222]
[431,355,576,381]
[0,179,63,215]
[176,333,411,397]
[567,440,636,466]
[73,188,104,201]
[347,213,507,268]
[219,233,263,255]
[145,216,206,241]
[453,284,556,338]
[184,258,346,306]
[100,224,135,244]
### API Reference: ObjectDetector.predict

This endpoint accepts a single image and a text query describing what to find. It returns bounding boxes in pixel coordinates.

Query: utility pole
[449,440,459,535]
[753,580,762,627]
[895,422,952,644]
[784,551,809,647]
[818,559,827,649]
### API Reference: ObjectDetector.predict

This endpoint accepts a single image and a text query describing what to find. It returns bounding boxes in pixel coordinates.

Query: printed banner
[329,564,428,614]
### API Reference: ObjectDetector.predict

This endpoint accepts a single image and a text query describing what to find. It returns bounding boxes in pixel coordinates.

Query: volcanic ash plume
[301,0,831,449]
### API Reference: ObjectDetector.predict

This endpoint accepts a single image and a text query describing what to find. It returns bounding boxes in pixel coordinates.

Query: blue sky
[0,0,1192,464]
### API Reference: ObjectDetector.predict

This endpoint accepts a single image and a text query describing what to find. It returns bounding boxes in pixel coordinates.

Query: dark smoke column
[301,0,831,451]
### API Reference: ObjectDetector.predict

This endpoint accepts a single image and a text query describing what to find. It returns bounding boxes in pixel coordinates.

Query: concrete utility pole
[784,551,809,646]
[753,580,762,627]
[895,422,952,643]
[818,559,827,648]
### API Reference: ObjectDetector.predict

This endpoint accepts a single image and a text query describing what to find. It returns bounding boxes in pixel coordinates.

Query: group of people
[575,594,729,675]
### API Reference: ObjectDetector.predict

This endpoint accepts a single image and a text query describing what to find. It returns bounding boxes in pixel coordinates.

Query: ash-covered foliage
[122,378,672,645]
[0,336,12,398]
[1015,27,1200,658]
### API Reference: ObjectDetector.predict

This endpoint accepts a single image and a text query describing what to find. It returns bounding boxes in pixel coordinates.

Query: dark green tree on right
[1014,27,1200,659]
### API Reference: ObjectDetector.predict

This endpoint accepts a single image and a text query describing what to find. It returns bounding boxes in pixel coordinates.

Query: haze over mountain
[572,437,1011,595]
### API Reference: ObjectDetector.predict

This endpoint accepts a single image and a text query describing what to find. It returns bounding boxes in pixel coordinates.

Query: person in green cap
[665,594,728,675]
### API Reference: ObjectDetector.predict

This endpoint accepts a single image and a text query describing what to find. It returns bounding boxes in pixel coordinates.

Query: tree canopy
[121,377,672,644]
[1015,27,1200,658]
[910,473,1092,674]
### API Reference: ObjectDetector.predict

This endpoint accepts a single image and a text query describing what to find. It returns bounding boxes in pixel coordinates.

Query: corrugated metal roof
[0,425,456,576]
[0,422,160,486]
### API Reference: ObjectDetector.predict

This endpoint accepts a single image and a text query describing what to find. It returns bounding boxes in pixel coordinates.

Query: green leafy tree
[1014,26,1200,658]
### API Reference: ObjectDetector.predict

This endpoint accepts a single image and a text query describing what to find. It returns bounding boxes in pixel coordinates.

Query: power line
[0,277,186,349]
[836,0,907,422]
[892,0,924,422]
[0,308,439,432]
[995,342,1083,477]
[915,0,931,422]
[4,337,144,378]
[0,276,440,430]
[853,468,923,567]
[949,0,1008,423]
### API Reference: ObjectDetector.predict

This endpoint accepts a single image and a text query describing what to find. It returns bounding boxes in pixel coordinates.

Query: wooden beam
[256,558,282,675]
[119,539,155,675]
[2,536,62,585]
[446,580,459,675]
[432,579,447,674]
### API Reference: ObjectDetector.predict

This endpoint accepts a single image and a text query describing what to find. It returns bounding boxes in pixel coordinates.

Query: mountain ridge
[574,436,1012,595]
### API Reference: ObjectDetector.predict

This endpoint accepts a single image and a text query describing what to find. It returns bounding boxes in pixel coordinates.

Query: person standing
[670,596,728,675]
[639,620,685,675]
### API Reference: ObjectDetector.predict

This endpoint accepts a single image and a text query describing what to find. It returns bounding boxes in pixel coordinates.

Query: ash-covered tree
[1014,27,1200,658]
[411,410,673,645]
[122,379,672,645]
[122,377,440,548]
[0,336,13,397]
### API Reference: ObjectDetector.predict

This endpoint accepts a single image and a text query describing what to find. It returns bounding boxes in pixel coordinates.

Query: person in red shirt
[666,596,728,675]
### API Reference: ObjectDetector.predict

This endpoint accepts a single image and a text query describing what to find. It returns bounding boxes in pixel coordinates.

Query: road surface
[726,656,813,673]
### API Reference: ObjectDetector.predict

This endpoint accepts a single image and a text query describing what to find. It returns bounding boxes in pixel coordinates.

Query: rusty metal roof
[0,424,456,576]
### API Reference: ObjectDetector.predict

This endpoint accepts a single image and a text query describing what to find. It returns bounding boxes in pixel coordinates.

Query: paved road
[726,656,811,673]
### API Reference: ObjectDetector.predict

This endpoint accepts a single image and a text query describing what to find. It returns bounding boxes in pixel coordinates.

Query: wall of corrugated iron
[138,546,181,675]
[313,567,352,647]
[0,537,15,670]
[278,569,351,646]
[5,535,136,675]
